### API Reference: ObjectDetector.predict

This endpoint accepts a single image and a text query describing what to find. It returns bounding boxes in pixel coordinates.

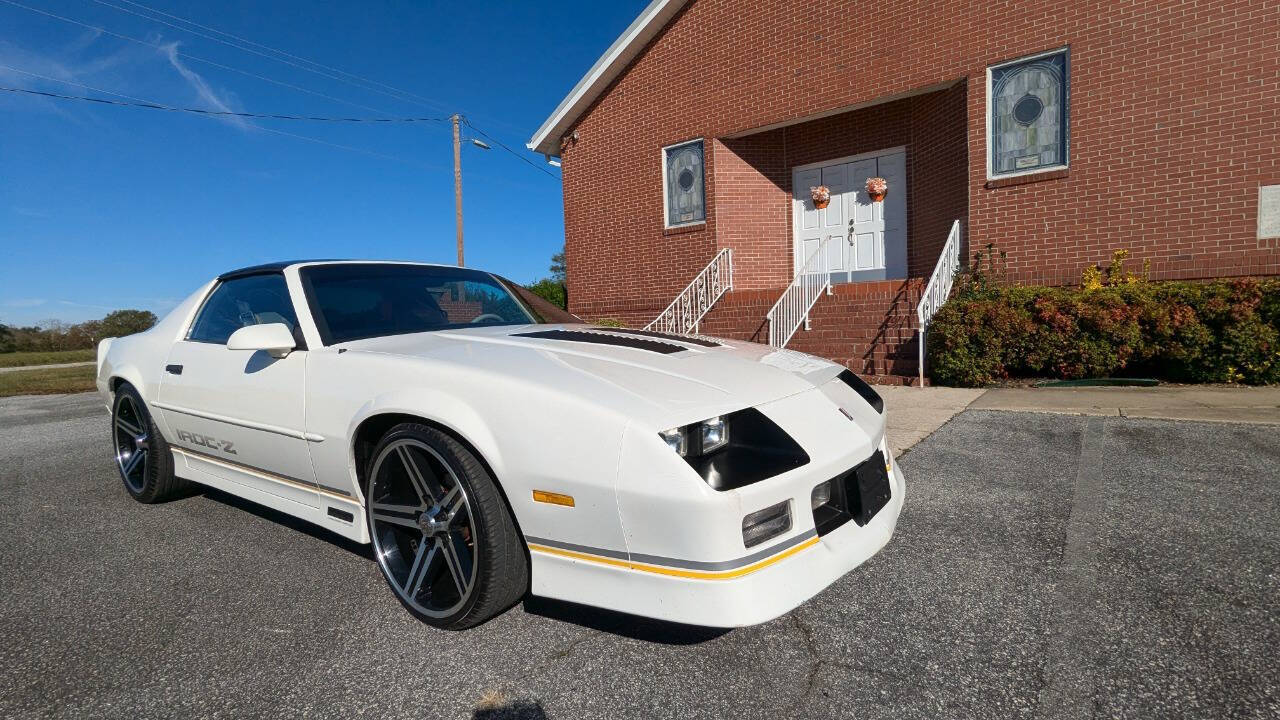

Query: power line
[0,85,448,123]
[0,65,439,170]
[105,0,450,109]
[462,116,559,179]
[0,0,396,117]
[87,0,451,113]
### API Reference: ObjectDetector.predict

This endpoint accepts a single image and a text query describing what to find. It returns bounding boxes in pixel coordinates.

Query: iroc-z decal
[176,430,237,455]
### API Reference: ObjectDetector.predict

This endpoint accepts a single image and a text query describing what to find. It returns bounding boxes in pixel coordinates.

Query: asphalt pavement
[1,393,1276,719]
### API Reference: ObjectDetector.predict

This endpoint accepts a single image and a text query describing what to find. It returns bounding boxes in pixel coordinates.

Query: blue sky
[0,0,645,326]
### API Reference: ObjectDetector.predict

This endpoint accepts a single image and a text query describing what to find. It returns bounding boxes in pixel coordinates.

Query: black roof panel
[217,259,345,280]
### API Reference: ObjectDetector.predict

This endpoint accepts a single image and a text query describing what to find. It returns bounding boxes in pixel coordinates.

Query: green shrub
[525,278,567,310]
[927,275,1280,387]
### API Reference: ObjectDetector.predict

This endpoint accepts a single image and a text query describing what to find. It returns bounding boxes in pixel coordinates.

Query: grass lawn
[0,365,97,396]
[0,349,96,368]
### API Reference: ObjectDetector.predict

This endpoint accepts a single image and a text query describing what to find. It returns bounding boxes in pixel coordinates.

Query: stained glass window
[664,139,705,227]
[989,49,1069,177]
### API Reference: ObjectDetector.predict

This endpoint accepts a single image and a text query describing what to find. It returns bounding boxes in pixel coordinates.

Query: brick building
[527,0,1280,383]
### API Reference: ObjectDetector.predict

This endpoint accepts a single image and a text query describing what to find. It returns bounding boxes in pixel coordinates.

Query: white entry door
[793,149,907,282]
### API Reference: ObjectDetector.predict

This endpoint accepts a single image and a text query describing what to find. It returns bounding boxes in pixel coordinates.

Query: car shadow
[199,487,374,561]
[521,596,731,645]
[473,700,547,720]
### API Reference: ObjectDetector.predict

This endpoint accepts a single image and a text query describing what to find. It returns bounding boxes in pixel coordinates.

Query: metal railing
[916,220,963,386]
[645,248,733,335]
[766,237,835,348]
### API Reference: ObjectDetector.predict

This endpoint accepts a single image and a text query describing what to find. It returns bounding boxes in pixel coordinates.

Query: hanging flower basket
[866,176,888,203]
[810,185,831,209]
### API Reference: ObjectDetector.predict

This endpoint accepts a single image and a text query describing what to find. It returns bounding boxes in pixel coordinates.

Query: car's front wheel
[365,423,528,630]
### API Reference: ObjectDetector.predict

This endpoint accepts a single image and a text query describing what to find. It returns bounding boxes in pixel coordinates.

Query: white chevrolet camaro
[97,260,904,629]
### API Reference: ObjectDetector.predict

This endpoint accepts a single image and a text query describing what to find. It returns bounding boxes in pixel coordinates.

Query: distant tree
[526,278,567,310]
[549,247,567,283]
[98,309,157,338]
[0,323,14,353]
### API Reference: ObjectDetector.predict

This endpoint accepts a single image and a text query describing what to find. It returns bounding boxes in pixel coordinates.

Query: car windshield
[300,263,541,344]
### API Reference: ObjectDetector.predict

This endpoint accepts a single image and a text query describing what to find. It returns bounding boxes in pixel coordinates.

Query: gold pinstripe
[527,536,821,580]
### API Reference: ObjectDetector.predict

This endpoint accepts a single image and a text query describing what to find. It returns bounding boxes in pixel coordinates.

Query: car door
[154,271,319,508]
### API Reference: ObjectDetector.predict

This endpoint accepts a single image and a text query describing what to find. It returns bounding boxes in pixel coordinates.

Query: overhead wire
[0,0,396,117]
[462,116,559,179]
[0,84,448,123]
[0,65,440,170]
[87,0,452,113]
[105,0,448,109]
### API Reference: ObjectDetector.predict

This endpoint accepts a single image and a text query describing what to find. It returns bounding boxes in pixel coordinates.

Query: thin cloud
[3,298,47,308]
[12,207,50,218]
[159,41,248,130]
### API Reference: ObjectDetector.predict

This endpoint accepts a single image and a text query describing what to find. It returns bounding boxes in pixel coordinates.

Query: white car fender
[342,387,508,504]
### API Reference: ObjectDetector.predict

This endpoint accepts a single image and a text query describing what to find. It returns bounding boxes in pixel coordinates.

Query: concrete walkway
[0,361,94,373]
[881,384,1280,457]
[881,386,985,457]
[972,386,1280,425]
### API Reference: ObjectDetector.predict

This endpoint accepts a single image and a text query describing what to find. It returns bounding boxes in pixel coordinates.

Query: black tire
[365,423,528,630]
[111,382,189,503]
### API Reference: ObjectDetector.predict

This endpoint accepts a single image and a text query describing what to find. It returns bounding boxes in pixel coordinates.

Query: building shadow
[522,596,730,645]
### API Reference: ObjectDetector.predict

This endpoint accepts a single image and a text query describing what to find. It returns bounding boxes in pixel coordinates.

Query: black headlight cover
[838,369,884,414]
[669,408,809,491]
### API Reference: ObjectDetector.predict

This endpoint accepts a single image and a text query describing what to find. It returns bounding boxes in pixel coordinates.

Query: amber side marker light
[532,490,575,507]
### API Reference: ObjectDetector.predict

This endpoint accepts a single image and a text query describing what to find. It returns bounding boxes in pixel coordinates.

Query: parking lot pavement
[1,394,1276,719]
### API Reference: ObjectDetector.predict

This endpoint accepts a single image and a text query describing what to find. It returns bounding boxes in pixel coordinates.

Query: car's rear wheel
[366,423,528,630]
[112,382,188,503]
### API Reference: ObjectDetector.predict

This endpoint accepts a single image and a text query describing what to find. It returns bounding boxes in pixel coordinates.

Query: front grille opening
[812,450,891,537]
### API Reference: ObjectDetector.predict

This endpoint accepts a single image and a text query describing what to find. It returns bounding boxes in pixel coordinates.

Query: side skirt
[172,449,369,544]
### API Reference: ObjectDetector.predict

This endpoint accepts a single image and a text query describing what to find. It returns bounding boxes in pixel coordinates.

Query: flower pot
[868,191,886,203]
[814,198,830,209]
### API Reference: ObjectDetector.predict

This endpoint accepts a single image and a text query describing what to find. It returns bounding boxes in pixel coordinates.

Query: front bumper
[527,383,905,627]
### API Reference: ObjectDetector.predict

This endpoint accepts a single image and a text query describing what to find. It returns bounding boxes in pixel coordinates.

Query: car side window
[188,273,301,345]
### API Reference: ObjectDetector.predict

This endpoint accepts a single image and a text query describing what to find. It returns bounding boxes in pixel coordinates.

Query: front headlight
[658,409,808,490]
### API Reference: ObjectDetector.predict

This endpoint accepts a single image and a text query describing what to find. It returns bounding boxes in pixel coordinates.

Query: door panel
[794,149,909,283]
[157,341,317,507]
[879,151,908,278]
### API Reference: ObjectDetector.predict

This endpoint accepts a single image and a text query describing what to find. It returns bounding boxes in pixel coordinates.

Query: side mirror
[227,323,296,359]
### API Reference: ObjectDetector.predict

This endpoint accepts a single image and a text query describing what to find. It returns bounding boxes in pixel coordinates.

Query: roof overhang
[526,0,690,157]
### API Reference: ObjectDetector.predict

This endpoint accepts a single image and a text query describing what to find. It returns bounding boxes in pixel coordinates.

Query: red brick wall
[558,0,1280,320]
[700,280,925,379]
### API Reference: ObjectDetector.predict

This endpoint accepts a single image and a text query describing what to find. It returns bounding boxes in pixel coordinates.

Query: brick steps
[699,279,926,383]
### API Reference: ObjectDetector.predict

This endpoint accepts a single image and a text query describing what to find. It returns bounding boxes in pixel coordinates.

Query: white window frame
[661,138,706,229]
[985,46,1070,180]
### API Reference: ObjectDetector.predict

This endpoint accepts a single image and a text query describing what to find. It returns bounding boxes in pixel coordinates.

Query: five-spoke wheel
[366,424,528,629]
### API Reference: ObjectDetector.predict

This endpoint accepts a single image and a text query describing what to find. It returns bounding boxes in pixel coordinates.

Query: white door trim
[790,145,907,173]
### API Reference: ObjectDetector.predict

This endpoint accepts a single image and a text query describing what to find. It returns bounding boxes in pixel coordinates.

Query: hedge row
[926,276,1280,387]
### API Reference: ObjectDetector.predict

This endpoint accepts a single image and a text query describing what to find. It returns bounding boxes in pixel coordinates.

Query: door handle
[165,364,183,375]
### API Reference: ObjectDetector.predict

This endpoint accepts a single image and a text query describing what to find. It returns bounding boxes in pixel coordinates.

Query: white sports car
[97,261,904,629]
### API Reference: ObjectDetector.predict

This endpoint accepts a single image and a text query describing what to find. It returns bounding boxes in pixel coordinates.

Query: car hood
[337,324,847,424]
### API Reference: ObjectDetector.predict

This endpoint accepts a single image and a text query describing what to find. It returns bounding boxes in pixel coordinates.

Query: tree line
[0,309,157,353]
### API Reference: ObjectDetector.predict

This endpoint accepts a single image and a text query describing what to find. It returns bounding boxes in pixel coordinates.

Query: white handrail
[645,248,733,335]
[916,220,963,386]
[766,237,834,348]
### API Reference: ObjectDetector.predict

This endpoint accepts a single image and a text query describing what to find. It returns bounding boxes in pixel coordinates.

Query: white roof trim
[526,0,690,156]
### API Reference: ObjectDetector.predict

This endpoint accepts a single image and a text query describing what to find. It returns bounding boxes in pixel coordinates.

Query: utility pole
[452,113,464,267]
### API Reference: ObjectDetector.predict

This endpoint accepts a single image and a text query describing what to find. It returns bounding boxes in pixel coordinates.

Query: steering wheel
[471,313,505,324]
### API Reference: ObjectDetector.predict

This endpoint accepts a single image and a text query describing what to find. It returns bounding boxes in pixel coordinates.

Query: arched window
[663,139,706,227]
[987,48,1069,178]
